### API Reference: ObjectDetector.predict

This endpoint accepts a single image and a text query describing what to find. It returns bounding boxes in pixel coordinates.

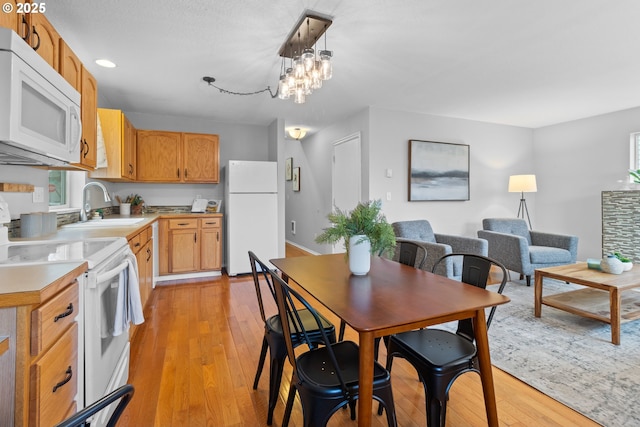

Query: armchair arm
[530,231,578,262]
[434,233,488,256]
[477,230,532,275]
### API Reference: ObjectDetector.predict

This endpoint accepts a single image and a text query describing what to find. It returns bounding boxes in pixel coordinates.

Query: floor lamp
[508,174,537,229]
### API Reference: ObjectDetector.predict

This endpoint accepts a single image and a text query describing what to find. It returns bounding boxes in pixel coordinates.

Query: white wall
[533,106,640,260]
[0,165,49,219]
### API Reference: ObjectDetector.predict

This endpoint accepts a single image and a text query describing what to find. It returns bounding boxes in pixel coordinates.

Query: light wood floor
[119,247,601,426]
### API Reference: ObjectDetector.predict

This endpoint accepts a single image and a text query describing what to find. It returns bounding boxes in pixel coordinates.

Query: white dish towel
[113,253,145,336]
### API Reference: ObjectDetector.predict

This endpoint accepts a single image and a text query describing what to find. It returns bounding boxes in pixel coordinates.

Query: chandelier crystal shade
[277,13,333,104]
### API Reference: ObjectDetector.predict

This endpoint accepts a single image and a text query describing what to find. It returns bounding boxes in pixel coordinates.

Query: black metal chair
[338,239,428,362]
[249,251,337,425]
[55,384,134,427]
[270,270,397,427]
[381,253,507,427]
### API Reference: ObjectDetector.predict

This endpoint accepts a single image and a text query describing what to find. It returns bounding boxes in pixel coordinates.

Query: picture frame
[408,140,469,201]
[285,157,293,181]
[293,167,300,191]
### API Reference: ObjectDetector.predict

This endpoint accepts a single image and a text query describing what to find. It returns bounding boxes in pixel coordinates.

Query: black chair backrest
[396,240,427,269]
[432,253,507,341]
[55,384,134,427]
[249,251,277,324]
[270,270,351,398]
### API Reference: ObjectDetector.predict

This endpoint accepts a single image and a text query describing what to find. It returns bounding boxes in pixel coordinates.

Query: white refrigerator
[225,160,279,276]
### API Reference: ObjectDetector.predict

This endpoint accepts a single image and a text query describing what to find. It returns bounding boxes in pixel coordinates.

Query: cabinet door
[123,116,136,180]
[137,131,181,182]
[135,241,150,309]
[169,229,199,273]
[201,218,222,271]
[0,0,27,35]
[182,133,219,183]
[59,39,81,89]
[30,12,59,70]
[74,66,97,169]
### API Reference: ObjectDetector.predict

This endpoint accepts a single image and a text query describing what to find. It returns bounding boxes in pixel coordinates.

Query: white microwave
[0,27,81,166]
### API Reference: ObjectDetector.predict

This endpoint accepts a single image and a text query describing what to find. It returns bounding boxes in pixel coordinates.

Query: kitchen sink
[62,217,146,228]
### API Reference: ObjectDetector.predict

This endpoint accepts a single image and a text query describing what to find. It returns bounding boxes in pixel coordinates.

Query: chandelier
[277,12,333,104]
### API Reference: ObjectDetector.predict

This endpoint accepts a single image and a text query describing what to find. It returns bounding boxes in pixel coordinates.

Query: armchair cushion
[482,217,531,244]
[392,220,436,243]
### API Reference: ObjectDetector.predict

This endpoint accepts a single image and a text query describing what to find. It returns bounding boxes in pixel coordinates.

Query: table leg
[610,288,621,345]
[473,309,500,427]
[534,272,543,317]
[358,331,375,427]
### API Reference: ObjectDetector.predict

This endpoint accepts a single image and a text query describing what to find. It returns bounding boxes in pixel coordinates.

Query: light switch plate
[33,186,44,203]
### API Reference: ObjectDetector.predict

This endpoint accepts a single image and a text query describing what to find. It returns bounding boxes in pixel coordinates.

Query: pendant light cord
[202,77,278,98]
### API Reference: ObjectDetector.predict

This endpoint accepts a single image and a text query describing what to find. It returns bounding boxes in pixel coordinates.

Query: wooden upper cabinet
[89,109,136,181]
[0,0,30,37]
[137,131,219,183]
[71,66,97,170]
[136,130,182,182]
[182,133,219,182]
[122,116,136,179]
[29,12,59,70]
[59,40,82,89]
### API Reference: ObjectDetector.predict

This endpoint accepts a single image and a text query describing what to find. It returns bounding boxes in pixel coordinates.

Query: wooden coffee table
[535,262,640,345]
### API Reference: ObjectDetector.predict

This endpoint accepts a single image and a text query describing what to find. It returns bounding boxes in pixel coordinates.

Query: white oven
[81,243,136,427]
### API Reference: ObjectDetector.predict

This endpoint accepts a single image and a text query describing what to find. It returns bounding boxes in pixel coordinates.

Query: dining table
[270,253,510,427]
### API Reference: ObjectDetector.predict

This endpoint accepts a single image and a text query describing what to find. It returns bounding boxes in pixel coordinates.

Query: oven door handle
[94,260,130,286]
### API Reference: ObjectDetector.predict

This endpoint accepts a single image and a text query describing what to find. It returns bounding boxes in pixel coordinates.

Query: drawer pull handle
[54,303,74,322]
[205,222,216,225]
[146,248,151,262]
[135,242,141,247]
[177,222,189,226]
[53,366,73,393]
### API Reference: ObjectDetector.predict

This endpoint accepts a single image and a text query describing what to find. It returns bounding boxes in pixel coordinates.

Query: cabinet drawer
[144,225,153,242]
[31,283,79,356]
[168,218,198,229]
[200,218,221,228]
[30,323,78,426]
[129,232,143,253]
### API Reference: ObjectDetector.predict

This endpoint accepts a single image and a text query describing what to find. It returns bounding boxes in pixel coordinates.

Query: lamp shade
[508,174,537,193]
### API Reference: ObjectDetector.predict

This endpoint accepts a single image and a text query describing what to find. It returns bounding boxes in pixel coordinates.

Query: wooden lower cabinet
[4,264,86,427]
[159,215,223,275]
[128,225,153,339]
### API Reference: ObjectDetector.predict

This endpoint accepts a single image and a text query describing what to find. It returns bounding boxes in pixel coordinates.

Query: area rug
[482,279,640,427]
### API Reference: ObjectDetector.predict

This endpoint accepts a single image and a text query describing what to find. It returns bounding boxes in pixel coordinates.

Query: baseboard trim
[285,240,320,256]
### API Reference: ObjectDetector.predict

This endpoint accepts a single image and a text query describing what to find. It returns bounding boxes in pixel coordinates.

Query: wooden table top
[271,254,510,333]
[536,262,640,290]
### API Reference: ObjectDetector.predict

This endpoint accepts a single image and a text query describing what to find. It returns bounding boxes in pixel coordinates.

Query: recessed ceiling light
[95,59,116,68]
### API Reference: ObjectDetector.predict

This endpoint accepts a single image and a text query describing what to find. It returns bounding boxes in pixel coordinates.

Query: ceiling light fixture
[287,128,307,140]
[95,59,116,68]
[202,10,332,104]
[277,12,333,104]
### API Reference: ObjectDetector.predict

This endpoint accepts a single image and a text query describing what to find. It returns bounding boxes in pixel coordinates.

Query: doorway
[331,132,361,253]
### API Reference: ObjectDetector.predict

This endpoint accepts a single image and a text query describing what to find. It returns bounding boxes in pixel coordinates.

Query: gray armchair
[392,220,488,280]
[478,218,578,286]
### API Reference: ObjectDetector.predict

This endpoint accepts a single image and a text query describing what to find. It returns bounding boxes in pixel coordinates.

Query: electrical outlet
[33,186,44,203]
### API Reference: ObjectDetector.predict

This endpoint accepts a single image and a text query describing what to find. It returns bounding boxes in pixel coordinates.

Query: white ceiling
[45,0,640,131]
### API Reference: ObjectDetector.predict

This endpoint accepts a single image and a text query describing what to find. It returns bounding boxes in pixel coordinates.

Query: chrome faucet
[80,182,112,222]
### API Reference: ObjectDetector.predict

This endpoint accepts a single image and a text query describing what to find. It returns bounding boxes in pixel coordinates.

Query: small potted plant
[126,194,145,215]
[614,252,633,271]
[315,199,396,275]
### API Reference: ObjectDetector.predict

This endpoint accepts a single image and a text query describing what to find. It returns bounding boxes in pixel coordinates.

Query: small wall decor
[409,140,469,201]
[293,167,301,191]
[285,157,293,180]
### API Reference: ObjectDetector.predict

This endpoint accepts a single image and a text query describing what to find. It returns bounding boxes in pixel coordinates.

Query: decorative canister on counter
[600,255,624,274]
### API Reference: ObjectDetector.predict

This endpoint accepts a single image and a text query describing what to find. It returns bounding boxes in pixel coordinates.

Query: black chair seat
[297,341,390,391]
[266,308,334,344]
[389,328,476,369]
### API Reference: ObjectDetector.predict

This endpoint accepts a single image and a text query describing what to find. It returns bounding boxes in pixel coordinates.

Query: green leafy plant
[315,199,396,257]
[629,169,640,183]
[614,252,631,263]
[125,194,144,206]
